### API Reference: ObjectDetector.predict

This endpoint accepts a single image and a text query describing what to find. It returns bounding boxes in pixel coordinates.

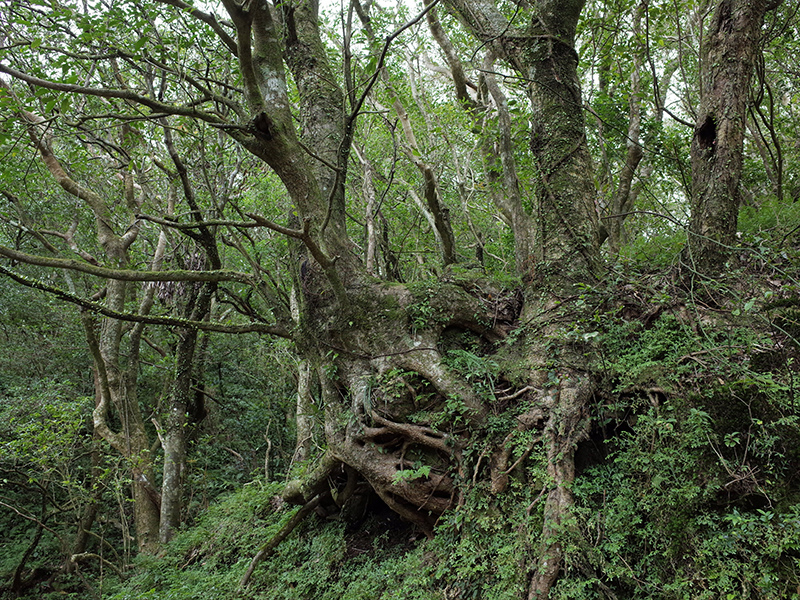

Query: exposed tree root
[282,452,339,505]
[528,371,593,599]
[490,406,545,494]
[333,418,457,534]
[365,411,458,456]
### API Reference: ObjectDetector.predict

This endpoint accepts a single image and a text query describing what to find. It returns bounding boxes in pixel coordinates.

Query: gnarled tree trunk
[687,0,779,276]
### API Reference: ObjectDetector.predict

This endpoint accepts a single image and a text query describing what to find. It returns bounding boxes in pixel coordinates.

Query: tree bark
[293,359,315,465]
[445,0,600,287]
[438,2,601,595]
[687,0,778,276]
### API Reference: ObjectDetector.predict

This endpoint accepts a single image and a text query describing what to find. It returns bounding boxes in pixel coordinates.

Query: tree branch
[153,0,239,57]
[0,265,292,338]
[0,64,226,125]
[246,213,347,301]
[424,0,478,113]
[0,245,253,284]
[348,0,442,125]
[239,494,324,589]
[137,213,261,230]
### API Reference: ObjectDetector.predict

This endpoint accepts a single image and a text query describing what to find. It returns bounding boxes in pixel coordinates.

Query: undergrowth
[86,261,800,600]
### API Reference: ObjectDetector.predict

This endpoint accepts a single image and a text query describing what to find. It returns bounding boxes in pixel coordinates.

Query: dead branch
[238,494,324,589]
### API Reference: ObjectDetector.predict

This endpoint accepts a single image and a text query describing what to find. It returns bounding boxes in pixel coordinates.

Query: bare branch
[0,265,292,338]
[0,64,226,125]
[0,245,254,284]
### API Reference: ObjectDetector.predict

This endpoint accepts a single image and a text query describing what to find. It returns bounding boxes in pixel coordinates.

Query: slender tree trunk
[159,341,191,544]
[603,1,645,255]
[160,281,215,543]
[68,430,103,570]
[294,359,314,465]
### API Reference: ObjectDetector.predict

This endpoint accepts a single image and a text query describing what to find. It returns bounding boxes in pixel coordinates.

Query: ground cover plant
[0,0,799,596]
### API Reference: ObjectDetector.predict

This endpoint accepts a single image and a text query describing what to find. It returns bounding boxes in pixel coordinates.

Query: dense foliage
[1,0,799,596]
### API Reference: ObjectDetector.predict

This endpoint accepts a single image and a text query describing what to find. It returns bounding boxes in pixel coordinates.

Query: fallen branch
[70,552,125,577]
[238,494,323,589]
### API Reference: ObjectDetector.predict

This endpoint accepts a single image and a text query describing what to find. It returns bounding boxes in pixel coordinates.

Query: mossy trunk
[687,0,774,276]
[523,2,600,288]
[238,1,601,596]
[285,262,596,599]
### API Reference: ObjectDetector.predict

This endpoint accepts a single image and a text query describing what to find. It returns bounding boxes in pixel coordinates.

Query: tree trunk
[437,2,601,595]
[85,301,162,554]
[13,95,167,555]
[293,359,315,465]
[687,0,777,275]
[159,342,191,545]
[160,279,215,543]
[130,449,162,555]
[521,0,600,287]
[68,431,102,570]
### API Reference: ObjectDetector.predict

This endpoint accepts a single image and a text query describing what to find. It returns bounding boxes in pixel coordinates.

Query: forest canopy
[0,0,799,597]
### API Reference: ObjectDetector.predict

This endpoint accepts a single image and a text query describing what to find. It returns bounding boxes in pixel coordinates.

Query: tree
[0,0,795,596]
[687,0,783,276]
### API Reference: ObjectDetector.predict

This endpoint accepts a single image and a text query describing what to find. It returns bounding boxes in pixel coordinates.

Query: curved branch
[137,213,261,230]
[0,500,64,544]
[70,552,125,577]
[0,245,253,284]
[153,0,239,57]
[0,265,292,338]
[0,64,226,125]
[246,213,346,301]
[0,80,120,250]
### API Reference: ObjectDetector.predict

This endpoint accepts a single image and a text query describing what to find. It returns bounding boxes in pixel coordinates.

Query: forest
[0,0,799,596]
